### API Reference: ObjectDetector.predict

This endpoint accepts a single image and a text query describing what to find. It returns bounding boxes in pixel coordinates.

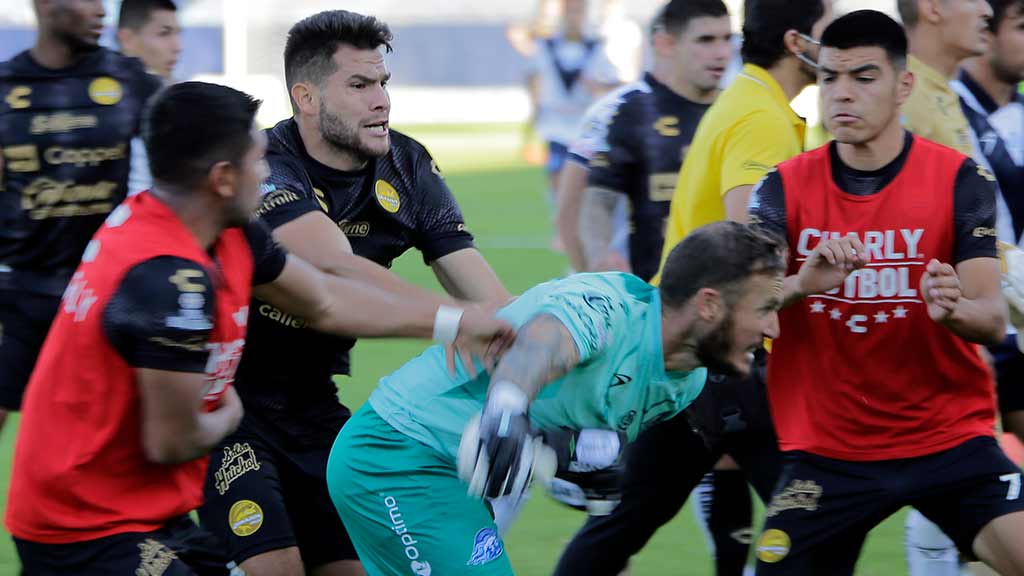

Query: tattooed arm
[489,313,582,400]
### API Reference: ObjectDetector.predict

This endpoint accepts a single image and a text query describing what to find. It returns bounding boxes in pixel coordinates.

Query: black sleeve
[953,158,998,263]
[244,219,289,285]
[748,168,788,243]
[103,256,214,372]
[412,150,476,264]
[587,110,634,194]
[255,154,324,230]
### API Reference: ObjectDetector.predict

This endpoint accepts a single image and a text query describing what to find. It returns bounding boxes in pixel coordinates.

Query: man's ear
[208,161,237,200]
[695,287,724,323]
[290,82,318,117]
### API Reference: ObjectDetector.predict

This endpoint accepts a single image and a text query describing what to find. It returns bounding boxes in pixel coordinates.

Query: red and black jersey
[750,134,998,461]
[6,192,286,544]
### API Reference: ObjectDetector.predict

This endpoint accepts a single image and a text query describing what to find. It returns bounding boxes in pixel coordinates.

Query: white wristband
[488,380,529,414]
[432,305,464,344]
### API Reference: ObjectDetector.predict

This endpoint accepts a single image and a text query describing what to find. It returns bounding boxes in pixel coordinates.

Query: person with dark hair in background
[4,80,513,576]
[329,220,786,576]
[0,0,163,437]
[196,10,510,576]
[748,10,1024,575]
[117,0,181,80]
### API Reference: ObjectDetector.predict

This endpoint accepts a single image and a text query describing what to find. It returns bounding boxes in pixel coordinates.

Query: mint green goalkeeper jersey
[367,272,708,461]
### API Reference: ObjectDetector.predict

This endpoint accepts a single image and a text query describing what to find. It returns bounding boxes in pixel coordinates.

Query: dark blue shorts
[755,436,1024,575]
[0,289,61,410]
[15,516,230,576]
[990,335,1024,416]
[547,141,570,174]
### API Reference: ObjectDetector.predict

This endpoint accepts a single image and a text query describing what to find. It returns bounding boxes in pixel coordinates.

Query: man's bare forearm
[489,314,580,401]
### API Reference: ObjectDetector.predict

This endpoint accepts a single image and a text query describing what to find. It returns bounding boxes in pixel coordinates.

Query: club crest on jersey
[375,180,401,213]
[88,77,123,106]
[467,527,503,566]
[756,529,791,563]
[228,500,263,537]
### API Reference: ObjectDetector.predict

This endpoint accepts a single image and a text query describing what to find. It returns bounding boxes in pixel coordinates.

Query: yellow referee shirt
[902,55,973,156]
[655,64,805,283]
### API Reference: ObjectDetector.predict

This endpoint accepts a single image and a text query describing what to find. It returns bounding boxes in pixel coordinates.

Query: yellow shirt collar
[735,63,805,130]
[908,55,952,91]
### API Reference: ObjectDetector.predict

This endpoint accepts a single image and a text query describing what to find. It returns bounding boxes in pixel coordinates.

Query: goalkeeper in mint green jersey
[326,221,786,575]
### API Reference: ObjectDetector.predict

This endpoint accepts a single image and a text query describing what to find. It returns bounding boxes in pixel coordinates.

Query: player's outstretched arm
[253,253,514,350]
[430,248,511,304]
[921,257,1006,345]
[274,210,460,307]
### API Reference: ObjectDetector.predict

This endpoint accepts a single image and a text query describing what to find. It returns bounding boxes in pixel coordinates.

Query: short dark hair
[118,0,177,31]
[284,10,393,90]
[651,0,730,37]
[986,0,1024,30]
[659,221,787,308]
[741,0,826,68]
[144,82,261,188]
[820,10,908,69]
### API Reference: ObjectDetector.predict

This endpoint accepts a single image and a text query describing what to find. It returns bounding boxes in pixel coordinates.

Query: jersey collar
[908,55,955,95]
[735,63,805,133]
[643,72,709,109]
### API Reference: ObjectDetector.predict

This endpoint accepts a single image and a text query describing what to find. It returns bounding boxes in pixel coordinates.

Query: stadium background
[0,0,930,573]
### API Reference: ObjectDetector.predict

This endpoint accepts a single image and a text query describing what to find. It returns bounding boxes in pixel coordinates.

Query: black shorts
[198,406,356,568]
[14,516,230,576]
[0,289,61,410]
[990,335,1024,416]
[755,436,1024,575]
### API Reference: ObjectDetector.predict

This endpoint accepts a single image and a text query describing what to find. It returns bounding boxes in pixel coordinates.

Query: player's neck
[835,124,906,172]
[962,58,1018,108]
[766,58,813,103]
[661,307,702,373]
[907,30,964,79]
[296,116,367,172]
[654,64,718,104]
[563,27,585,42]
[31,33,86,69]
[150,185,225,250]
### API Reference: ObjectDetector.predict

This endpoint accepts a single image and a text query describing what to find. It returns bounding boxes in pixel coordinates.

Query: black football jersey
[234,118,475,427]
[0,48,162,293]
[570,72,709,281]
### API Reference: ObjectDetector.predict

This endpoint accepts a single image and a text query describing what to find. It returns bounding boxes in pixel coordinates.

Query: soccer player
[748,11,1024,575]
[527,0,620,209]
[900,0,992,157]
[955,0,1024,443]
[328,220,786,575]
[0,0,162,434]
[557,0,733,281]
[4,81,512,576]
[117,0,182,80]
[196,11,510,576]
